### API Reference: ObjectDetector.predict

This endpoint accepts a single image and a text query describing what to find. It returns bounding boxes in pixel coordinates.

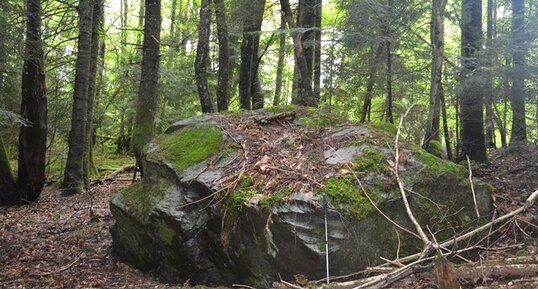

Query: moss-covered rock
[110,108,494,288]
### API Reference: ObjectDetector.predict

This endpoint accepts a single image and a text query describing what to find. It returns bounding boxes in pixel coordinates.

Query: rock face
[110,108,494,287]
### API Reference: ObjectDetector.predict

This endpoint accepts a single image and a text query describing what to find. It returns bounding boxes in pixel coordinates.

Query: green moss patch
[153,124,224,172]
[366,122,398,135]
[412,146,466,177]
[352,147,388,174]
[425,140,444,158]
[120,182,170,220]
[319,176,380,220]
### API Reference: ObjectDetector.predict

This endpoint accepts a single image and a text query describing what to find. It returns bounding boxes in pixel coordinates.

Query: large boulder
[110,107,494,287]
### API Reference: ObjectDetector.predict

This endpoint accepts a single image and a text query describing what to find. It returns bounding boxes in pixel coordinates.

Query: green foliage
[367,122,398,135]
[153,125,224,171]
[320,176,380,220]
[297,107,343,130]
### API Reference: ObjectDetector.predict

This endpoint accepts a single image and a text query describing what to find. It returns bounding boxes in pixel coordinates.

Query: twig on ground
[466,155,480,218]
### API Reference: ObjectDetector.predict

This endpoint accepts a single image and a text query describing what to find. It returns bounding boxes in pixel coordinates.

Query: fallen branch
[456,263,538,280]
[466,155,480,218]
[254,111,296,125]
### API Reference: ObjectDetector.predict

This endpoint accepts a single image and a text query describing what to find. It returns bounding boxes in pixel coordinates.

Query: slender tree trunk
[460,0,487,162]
[170,0,177,38]
[385,40,394,124]
[215,0,229,111]
[493,103,507,147]
[313,0,322,102]
[63,0,94,195]
[484,0,496,148]
[84,0,103,187]
[423,0,446,149]
[280,0,315,107]
[132,0,161,174]
[195,0,213,113]
[274,13,287,106]
[360,44,383,123]
[18,0,47,201]
[383,0,394,124]
[510,0,527,143]
[238,0,266,110]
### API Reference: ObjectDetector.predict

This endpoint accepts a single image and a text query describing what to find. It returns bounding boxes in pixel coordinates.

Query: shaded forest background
[0,0,537,201]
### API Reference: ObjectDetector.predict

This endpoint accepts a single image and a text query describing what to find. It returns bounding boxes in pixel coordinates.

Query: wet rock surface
[110,108,494,287]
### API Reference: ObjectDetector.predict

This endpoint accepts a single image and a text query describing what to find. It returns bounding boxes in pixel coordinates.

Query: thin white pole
[323,193,329,285]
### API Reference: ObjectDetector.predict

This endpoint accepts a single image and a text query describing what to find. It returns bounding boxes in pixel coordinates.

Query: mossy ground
[151,124,224,172]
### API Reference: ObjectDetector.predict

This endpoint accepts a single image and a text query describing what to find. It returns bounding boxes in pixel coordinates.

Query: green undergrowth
[120,181,171,220]
[319,175,381,220]
[366,122,398,135]
[151,124,224,172]
[266,104,297,114]
[297,107,343,130]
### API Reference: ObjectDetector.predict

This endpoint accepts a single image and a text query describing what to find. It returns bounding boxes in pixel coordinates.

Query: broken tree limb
[394,104,432,247]
[456,263,538,280]
[253,111,296,125]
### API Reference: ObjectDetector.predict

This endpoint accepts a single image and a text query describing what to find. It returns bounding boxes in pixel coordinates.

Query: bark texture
[510,0,527,143]
[238,0,266,110]
[132,0,161,173]
[280,0,315,107]
[423,0,447,149]
[84,0,103,187]
[215,0,229,112]
[273,14,287,106]
[460,0,487,162]
[194,0,213,113]
[18,0,47,201]
[63,0,93,195]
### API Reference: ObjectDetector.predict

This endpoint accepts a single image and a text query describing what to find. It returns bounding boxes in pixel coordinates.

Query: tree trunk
[510,0,527,143]
[385,40,394,124]
[195,0,213,113]
[273,13,287,106]
[300,0,316,76]
[280,0,315,107]
[215,0,229,112]
[383,0,394,124]
[484,0,495,148]
[460,0,487,162]
[0,135,17,203]
[313,0,322,102]
[18,0,47,202]
[423,0,446,149]
[360,44,384,123]
[84,0,103,188]
[132,0,161,174]
[63,0,94,195]
[238,0,266,110]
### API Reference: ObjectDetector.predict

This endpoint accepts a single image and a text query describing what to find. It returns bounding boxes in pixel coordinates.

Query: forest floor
[0,146,537,289]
